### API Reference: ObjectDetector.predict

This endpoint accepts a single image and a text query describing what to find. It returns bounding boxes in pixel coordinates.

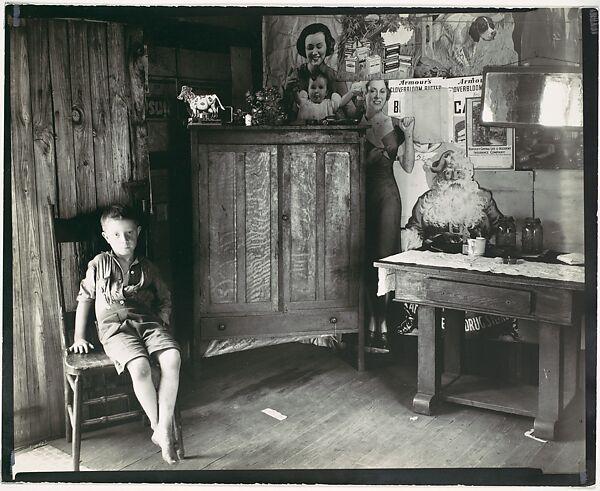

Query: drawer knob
[218,323,226,331]
[330,316,338,324]
[282,214,289,221]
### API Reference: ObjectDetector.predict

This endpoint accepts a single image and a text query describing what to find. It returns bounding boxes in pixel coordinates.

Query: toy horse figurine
[177,85,225,121]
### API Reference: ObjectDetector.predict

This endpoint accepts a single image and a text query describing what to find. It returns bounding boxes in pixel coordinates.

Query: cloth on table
[377,250,585,297]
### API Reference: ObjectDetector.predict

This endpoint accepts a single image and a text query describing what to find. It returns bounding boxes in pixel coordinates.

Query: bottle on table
[496,216,517,251]
[521,217,543,254]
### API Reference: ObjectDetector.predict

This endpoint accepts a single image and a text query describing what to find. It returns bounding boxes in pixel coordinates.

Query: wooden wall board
[474,169,534,245]
[473,169,534,222]
[177,48,231,81]
[107,22,132,205]
[48,20,77,217]
[48,20,81,312]
[230,46,252,109]
[10,172,29,445]
[10,24,46,445]
[89,22,116,208]
[26,19,64,438]
[68,20,97,213]
[534,170,584,254]
[125,26,149,186]
[148,46,177,77]
[27,19,57,208]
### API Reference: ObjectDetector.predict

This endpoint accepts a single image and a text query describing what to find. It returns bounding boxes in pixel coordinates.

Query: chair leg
[174,405,184,460]
[72,374,82,472]
[65,375,72,443]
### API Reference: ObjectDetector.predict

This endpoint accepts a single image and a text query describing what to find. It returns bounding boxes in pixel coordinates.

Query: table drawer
[425,278,532,316]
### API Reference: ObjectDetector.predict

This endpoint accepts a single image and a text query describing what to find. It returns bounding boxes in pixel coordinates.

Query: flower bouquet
[245,87,287,126]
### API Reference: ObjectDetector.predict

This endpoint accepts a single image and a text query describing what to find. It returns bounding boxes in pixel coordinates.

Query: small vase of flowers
[245,87,287,126]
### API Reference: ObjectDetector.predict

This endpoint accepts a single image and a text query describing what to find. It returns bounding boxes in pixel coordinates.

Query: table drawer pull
[425,278,532,316]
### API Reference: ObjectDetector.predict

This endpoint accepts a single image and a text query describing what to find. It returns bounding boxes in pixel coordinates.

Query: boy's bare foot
[152,429,178,465]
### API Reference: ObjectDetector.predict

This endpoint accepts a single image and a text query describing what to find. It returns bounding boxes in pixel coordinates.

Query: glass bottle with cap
[496,216,516,250]
[521,217,543,254]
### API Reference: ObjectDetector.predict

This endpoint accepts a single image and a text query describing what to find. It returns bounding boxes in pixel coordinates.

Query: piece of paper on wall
[446,76,513,169]
[388,78,452,143]
[447,76,483,144]
[466,97,514,169]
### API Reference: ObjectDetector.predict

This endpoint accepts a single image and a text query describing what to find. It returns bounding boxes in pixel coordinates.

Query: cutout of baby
[294,69,361,123]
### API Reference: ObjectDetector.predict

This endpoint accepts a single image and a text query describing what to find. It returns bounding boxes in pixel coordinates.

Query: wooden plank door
[193,144,279,316]
[280,144,361,312]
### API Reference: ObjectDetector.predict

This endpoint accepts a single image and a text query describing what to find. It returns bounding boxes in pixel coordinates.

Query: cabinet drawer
[200,310,359,339]
[425,278,532,316]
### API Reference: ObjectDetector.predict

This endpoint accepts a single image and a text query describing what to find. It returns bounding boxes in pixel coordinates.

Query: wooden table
[375,251,585,440]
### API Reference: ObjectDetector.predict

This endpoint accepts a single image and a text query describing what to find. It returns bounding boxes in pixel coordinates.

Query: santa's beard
[421,179,487,230]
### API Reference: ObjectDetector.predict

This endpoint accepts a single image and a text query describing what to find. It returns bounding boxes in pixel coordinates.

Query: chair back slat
[47,204,69,353]
[62,310,100,349]
[47,204,103,353]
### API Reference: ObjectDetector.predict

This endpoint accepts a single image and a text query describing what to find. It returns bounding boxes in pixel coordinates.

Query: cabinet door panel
[289,150,318,302]
[324,151,351,301]
[208,150,236,304]
[199,145,278,313]
[245,151,277,304]
[283,144,359,310]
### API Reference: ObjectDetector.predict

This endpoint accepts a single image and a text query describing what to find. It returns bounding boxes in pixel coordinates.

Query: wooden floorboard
[43,342,586,481]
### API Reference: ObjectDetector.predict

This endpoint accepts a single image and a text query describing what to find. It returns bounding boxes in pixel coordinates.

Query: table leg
[444,309,465,377]
[413,305,441,415]
[561,320,581,407]
[534,322,562,440]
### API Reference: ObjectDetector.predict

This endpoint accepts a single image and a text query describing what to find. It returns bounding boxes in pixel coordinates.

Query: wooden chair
[47,204,184,471]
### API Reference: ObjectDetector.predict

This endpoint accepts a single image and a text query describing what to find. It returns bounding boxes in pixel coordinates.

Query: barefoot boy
[70,204,181,465]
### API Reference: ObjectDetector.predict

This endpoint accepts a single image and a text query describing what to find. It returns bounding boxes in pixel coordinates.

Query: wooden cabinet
[190,126,366,368]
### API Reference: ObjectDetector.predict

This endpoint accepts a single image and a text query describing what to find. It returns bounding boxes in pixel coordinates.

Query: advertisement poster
[466,97,514,169]
[263,15,343,90]
[388,77,452,144]
[336,14,417,81]
[414,12,518,78]
[447,75,483,144]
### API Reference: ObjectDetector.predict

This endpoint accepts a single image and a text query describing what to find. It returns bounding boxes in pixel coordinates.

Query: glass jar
[521,217,543,254]
[496,216,516,249]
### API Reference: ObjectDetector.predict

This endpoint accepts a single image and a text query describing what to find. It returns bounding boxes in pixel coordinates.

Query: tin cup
[467,237,486,256]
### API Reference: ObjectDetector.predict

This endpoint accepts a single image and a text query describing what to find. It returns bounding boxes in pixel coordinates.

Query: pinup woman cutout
[360,79,415,351]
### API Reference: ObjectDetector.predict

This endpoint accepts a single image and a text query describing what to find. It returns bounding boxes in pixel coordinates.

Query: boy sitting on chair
[70,204,181,465]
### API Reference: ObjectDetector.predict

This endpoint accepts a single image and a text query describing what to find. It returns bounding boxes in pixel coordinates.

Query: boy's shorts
[102,318,180,374]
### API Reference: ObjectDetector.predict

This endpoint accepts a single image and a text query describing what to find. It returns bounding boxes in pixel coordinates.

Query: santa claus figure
[393,149,516,342]
[403,148,503,250]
